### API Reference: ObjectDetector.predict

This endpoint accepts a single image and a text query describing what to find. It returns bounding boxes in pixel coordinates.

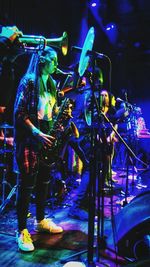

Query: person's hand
[0,134,14,147]
[0,107,6,114]
[107,133,118,143]
[33,129,55,149]
[6,137,14,146]
[63,103,73,118]
[0,26,23,43]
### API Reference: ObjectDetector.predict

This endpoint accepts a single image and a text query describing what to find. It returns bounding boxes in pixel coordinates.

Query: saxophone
[40,97,79,167]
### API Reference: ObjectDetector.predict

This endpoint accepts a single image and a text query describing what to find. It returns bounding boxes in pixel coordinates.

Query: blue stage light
[90,0,100,8]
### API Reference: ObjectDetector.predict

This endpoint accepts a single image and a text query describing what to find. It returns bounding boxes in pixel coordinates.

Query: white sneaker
[17,229,34,252]
[34,218,63,234]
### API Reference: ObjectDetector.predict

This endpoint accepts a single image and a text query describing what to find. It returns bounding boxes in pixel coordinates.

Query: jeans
[17,162,50,231]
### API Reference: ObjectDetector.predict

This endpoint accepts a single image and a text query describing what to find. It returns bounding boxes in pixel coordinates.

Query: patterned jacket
[14,76,40,175]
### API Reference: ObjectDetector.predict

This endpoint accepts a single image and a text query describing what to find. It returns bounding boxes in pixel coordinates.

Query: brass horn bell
[46,31,68,56]
[18,31,68,55]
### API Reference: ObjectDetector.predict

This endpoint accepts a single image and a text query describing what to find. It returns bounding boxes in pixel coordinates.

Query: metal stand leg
[1,166,11,203]
[0,172,20,213]
[15,173,20,206]
[0,123,17,213]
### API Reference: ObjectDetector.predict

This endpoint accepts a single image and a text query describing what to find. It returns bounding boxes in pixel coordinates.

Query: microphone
[56,68,73,76]
[116,97,124,102]
[116,98,133,110]
[116,97,131,105]
[71,46,82,53]
[71,46,105,59]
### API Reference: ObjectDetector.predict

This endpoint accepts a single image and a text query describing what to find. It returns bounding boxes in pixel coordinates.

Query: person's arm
[0,25,22,42]
[0,36,12,53]
[0,135,14,147]
[24,118,55,148]
[115,101,129,121]
[0,25,23,61]
[14,79,55,149]
[108,123,118,142]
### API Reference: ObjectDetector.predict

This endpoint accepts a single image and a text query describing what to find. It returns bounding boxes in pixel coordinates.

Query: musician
[68,89,126,220]
[0,25,23,145]
[14,46,74,251]
[98,90,118,185]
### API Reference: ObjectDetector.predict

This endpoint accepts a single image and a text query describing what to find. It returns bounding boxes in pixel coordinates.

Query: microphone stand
[84,53,131,266]
[101,112,148,206]
[124,95,138,190]
[85,50,148,265]
[60,51,136,266]
[60,52,112,267]
[85,51,123,266]
[87,80,118,266]
[60,54,98,267]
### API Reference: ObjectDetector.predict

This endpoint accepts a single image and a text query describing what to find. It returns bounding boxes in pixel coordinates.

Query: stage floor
[0,167,150,267]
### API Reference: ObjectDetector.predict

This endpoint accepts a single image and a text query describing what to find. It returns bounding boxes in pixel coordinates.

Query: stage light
[106,24,115,31]
[90,0,100,8]
[105,22,118,45]
[133,41,141,48]
[91,2,96,7]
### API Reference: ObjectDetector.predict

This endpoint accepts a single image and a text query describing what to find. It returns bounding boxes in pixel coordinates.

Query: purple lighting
[133,41,141,48]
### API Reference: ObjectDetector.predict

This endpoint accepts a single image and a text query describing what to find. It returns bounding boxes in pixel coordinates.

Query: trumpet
[17,31,68,55]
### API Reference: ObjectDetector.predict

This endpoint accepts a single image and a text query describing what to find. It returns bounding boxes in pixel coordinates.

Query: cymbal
[0,123,14,129]
[78,27,95,77]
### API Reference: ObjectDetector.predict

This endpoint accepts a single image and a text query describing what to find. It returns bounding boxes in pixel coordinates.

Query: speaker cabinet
[108,191,150,259]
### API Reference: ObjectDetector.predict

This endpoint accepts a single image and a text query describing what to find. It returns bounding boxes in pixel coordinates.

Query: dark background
[0,0,150,128]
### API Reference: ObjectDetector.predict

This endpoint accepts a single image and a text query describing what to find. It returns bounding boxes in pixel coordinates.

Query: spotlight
[91,2,97,7]
[105,22,118,45]
[106,24,114,31]
[90,0,100,8]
